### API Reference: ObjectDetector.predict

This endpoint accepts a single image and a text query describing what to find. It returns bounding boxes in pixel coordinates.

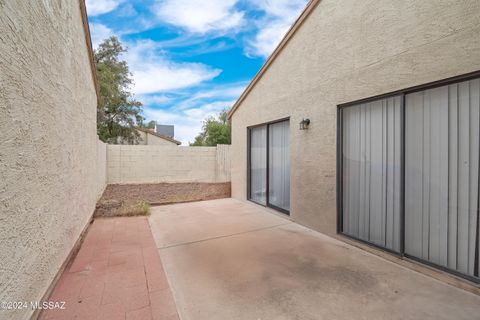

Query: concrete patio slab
[149,199,480,320]
[148,199,289,248]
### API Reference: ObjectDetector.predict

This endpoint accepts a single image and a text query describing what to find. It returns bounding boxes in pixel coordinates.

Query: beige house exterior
[0,1,106,319]
[134,127,181,146]
[228,0,480,282]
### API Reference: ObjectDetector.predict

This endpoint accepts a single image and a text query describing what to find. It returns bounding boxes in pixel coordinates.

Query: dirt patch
[95,199,151,217]
[95,182,230,217]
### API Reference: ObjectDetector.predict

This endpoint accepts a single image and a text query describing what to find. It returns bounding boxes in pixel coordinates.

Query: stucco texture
[137,130,178,146]
[230,0,480,235]
[107,145,231,184]
[0,1,106,319]
[118,129,179,146]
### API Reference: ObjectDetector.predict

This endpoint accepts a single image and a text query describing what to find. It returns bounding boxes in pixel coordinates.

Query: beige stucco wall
[140,131,178,146]
[215,144,231,183]
[231,0,480,236]
[107,145,231,184]
[119,130,179,146]
[0,1,106,319]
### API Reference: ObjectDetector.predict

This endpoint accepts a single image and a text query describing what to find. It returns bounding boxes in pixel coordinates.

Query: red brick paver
[41,217,179,320]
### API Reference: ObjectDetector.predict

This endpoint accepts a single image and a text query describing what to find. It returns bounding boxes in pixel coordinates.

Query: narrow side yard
[41,217,178,320]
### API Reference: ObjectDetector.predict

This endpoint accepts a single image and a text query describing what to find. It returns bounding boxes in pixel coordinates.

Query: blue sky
[86,0,308,144]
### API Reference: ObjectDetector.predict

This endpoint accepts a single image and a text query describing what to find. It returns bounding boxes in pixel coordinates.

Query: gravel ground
[95,182,231,217]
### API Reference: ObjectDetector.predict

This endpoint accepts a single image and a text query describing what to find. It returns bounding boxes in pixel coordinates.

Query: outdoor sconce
[299,118,310,130]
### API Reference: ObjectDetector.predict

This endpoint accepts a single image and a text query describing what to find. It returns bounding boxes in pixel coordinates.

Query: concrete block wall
[96,141,108,193]
[215,144,231,182]
[107,145,231,184]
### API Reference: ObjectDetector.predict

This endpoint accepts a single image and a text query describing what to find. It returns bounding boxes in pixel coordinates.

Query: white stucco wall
[0,1,106,319]
[231,0,480,236]
[107,145,231,184]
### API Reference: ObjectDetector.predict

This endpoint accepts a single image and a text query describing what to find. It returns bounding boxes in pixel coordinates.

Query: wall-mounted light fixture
[299,118,310,130]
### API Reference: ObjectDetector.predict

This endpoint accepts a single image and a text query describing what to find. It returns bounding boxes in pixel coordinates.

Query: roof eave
[79,0,101,107]
[227,0,321,120]
[136,127,182,145]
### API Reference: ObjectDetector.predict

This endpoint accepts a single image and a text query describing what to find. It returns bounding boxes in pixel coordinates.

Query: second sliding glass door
[248,119,290,214]
[340,75,480,281]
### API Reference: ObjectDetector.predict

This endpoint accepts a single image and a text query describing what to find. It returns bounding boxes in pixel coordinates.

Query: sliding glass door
[405,79,479,277]
[340,75,480,281]
[342,96,402,252]
[249,126,267,205]
[269,121,290,211]
[248,119,290,214]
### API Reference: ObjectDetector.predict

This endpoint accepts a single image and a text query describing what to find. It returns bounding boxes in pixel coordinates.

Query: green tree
[190,110,231,146]
[95,36,142,144]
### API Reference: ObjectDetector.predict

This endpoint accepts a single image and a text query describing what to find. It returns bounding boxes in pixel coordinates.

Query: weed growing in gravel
[121,200,151,217]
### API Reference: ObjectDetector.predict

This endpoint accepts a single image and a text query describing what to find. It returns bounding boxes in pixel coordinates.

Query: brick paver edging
[40,217,179,320]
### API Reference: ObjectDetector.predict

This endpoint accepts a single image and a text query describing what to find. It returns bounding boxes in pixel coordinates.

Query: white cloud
[152,0,245,34]
[139,94,172,106]
[117,3,137,17]
[125,40,222,95]
[140,83,245,144]
[89,23,114,49]
[138,82,245,145]
[173,83,247,110]
[194,85,246,99]
[247,21,291,58]
[86,0,122,16]
[253,0,307,20]
[132,64,220,95]
[143,100,236,145]
[246,0,308,58]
